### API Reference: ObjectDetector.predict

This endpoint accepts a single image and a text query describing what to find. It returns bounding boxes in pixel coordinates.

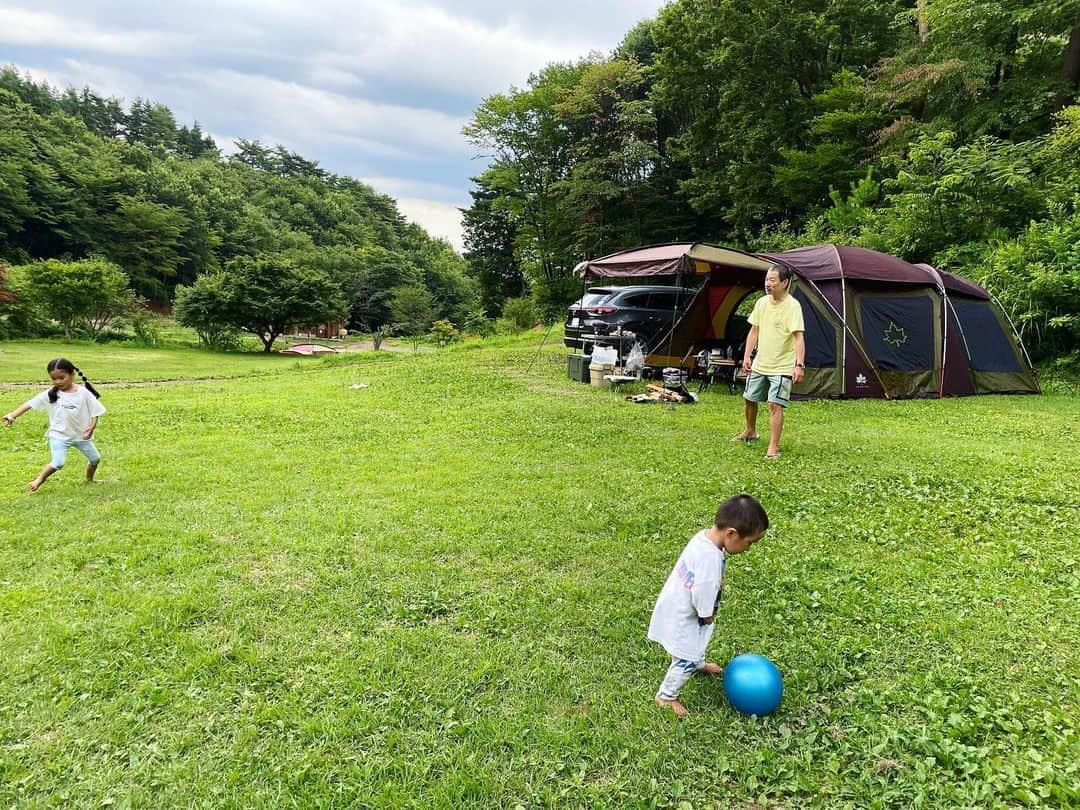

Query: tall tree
[651,0,908,234]
[462,175,524,316]
[463,61,588,285]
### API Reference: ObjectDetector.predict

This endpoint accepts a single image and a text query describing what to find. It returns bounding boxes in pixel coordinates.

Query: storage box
[567,353,591,383]
[590,362,616,387]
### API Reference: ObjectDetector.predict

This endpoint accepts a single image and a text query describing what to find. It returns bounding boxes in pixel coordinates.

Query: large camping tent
[576,242,1039,399]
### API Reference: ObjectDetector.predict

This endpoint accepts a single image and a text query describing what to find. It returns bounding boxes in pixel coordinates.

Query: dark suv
[563,285,692,352]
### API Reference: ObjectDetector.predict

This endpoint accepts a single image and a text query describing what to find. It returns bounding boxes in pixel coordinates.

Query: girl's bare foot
[698,662,723,677]
[655,696,689,717]
[28,478,43,492]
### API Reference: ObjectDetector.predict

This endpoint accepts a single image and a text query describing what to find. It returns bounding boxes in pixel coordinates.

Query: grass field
[1,335,1078,807]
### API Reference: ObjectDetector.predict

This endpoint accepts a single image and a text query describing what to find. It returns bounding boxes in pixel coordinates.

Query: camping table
[697,358,738,394]
[603,373,641,392]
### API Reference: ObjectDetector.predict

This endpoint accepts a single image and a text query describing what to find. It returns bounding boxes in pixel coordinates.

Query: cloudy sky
[1,0,668,251]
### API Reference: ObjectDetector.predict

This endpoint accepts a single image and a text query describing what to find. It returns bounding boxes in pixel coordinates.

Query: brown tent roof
[762,245,990,299]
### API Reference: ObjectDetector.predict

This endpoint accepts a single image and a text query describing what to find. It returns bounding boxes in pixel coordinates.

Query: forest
[462,0,1079,363]
[0,66,481,348]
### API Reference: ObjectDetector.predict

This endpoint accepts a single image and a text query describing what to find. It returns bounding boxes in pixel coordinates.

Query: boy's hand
[2,414,14,427]
[697,614,715,626]
[82,427,94,439]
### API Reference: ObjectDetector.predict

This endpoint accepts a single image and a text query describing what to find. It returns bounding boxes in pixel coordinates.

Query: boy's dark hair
[714,494,769,537]
[46,358,101,403]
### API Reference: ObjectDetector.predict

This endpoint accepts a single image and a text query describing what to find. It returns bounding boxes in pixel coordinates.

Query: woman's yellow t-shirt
[748,294,805,375]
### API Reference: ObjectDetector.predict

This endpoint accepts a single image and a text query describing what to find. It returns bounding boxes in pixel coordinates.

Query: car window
[617,292,652,308]
[579,291,613,307]
[648,291,684,310]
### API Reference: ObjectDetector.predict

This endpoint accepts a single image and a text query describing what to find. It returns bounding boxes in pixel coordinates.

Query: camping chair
[692,343,740,394]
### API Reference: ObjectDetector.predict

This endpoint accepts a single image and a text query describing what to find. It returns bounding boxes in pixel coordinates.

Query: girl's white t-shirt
[648,531,725,662]
[28,386,106,441]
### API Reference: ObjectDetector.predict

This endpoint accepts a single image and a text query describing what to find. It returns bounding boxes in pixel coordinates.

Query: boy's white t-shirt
[28,386,106,441]
[648,530,726,662]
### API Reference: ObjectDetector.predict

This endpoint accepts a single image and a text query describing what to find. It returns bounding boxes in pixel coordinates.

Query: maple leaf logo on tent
[884,321,907,347]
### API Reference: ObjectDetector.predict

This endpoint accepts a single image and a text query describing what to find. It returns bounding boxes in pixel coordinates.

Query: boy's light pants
[657,657,702,700]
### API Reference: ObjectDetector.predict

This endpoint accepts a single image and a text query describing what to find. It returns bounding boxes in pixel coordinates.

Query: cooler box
[567,353,591,383]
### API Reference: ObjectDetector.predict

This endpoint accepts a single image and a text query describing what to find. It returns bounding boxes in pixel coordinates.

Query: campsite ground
[1,333,1078,807]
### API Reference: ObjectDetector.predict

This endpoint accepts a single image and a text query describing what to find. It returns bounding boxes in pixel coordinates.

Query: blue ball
[723,653,784,716]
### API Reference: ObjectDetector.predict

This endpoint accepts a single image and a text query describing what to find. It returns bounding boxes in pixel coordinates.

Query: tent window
[793,288,836,368]
[951,299,1023,372]
[858,296,935,371]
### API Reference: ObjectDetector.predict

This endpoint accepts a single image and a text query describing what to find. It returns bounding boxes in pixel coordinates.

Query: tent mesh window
[793,287,837,368]
[950,299,1023,372]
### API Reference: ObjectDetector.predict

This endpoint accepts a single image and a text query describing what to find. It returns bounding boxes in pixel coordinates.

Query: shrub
[501,297,536,331]
[428,319,460,345]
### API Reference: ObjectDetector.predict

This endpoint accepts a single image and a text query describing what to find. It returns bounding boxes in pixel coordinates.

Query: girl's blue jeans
[48,438,100,469]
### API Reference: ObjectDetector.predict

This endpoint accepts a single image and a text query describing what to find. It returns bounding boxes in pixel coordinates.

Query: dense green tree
[176,255,345,351]
[873,0,1080,143]
[10,257,134,340]
[103,195,189,301]
[463,61,588,284]
[389,285,436,348]
[651,0,908,233]
[343,246,423,330]
[462,175,524,316]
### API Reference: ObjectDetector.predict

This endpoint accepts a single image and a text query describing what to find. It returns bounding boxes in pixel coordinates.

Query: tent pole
[992,292,1037,372]
[663,257,688,370]
[840,275,847,396]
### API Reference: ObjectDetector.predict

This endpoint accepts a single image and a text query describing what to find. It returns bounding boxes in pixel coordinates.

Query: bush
[530,276,581,325]
[428,320,460,345]
[461,308,495,337]
[501,297,536,331]
[124,307,164,347]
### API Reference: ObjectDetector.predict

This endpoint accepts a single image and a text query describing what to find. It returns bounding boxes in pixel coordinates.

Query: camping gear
[590,363,615,387]
[576,243,1038,399]
[567,353,591,383]
[662,367,687,389]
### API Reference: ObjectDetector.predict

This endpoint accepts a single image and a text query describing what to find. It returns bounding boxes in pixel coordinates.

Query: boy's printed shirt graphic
[676,556,726,619]
[675,559,695,589]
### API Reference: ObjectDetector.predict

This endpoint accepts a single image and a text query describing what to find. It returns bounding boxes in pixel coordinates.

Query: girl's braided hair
[46,358,101,403]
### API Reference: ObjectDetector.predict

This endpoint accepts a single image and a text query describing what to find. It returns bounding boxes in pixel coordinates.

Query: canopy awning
[577,242,773,279]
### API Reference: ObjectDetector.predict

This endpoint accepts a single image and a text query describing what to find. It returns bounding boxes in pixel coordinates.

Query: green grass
[0,339,341,384]
[1,334,1078,807]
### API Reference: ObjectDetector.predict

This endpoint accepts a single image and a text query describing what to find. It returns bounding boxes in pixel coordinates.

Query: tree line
[462,0,1079,361]
[0,67,482,349]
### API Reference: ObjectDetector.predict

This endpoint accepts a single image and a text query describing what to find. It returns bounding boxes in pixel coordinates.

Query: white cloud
[395,198,465,251]
[0,7,185,56]
[361,176,464,203]
[314,3,592,98]
[22,58,144,101]
[184,69,467,155]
